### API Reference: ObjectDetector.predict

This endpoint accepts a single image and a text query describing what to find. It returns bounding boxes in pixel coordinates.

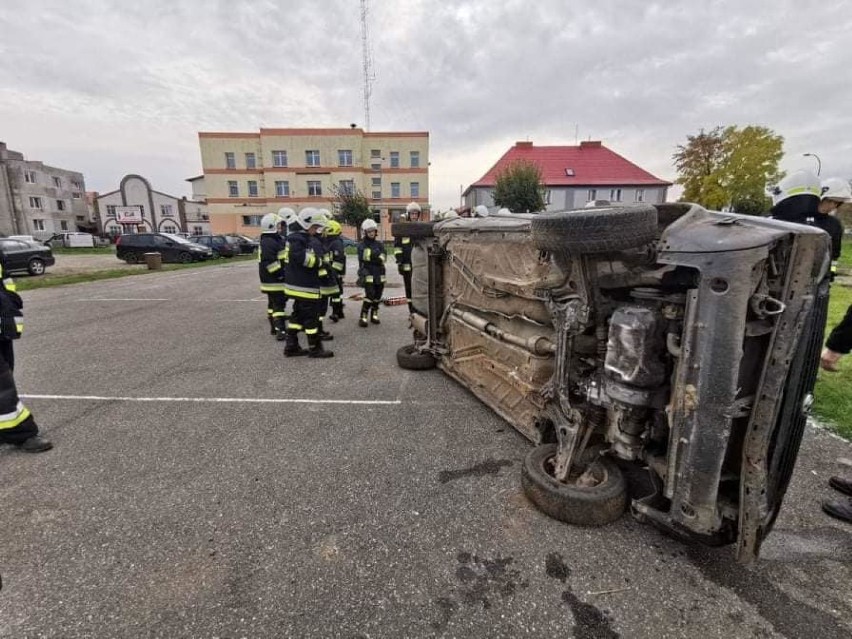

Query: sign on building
[115,206,143,223]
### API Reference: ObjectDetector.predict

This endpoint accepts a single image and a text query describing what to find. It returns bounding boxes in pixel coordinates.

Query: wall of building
[96,175,185,235]
[465,185,668,212]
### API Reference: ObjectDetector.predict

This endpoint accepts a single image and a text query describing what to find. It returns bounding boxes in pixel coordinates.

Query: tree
[331,184,372,238]
[673,125,784,214]
[493,160,546,213]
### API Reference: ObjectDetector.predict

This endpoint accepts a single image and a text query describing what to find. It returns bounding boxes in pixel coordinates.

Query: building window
[370,149,381,158]
[391,182,400,198]
[371,162,381,171]
[371,177,381,187]
[29,196,43,209]
[24,170,36,183]
[272,150,288,167]
[410,151,420,168]
[228,181,239,197]
[71,179,82,189]
[161,204,174,217]
[636,189,645,202]
[248,180,259,197]
[225,152,236,169]
[275,181,290,197]
[544,190,552,205]
[245,152,256,169]
[587,189,597,201]
[372,190,382,200]
[163,224,177,233]
[339,180,354,195]
[192,226,203,235]
[307,180,322,196]
[389,151,400,168]
[72,192,81,199]
[52,176,62,188]
[410,182,420,198]
[106,205,117,217]
[305,150,321,167]
[338,150,353,167]
[57,200,66,211]
[610,188,622,202]
[60,220,69,230]
[33,219,45,231]
[242,215,263,226]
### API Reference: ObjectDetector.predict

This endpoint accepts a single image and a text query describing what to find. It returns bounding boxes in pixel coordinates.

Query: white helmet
[405,202,421,213]
[497,208,511,215]
[361,218,378,233]
[473,205,490,218]
[443,210,459,220]
[260,212,283,233]
[768,170,822,206]
[316,208,332,223]
[821,177,852,203]
[297,207,328,231]
[277,207,297,226]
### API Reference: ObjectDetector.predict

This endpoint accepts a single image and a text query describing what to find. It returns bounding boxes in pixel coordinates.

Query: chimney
[516,141,533,148]
[580,140,602,149]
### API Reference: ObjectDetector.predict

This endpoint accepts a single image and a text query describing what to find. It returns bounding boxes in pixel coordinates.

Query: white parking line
[78,298,263,302]
[21,393,402,406]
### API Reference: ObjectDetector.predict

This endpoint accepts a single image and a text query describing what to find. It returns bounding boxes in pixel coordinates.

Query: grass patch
[51,246,116,255]
[838,236,852,272]
[16,255,253,291]
[813,284,852,439]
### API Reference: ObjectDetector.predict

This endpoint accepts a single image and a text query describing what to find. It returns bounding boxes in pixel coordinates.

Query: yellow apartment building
[197,127,429,238]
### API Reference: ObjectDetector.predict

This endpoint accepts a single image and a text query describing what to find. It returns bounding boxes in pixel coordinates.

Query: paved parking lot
[1,260,850,638]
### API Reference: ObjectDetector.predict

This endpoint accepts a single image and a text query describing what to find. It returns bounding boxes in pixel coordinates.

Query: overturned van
[392,203,830,563]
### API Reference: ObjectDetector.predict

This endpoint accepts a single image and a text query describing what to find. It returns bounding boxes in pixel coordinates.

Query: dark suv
[394,203,830,563]
[116,233,212,264]
[190,235,241,258]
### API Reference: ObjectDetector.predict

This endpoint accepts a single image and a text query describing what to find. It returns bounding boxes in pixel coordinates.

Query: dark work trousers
[266,292,288,319]
[402,271,413,303]
[0,339,38,445]
[292,299,321,336]
[827,304,852,354]
[318,295,330,319]
[365,283,385,310]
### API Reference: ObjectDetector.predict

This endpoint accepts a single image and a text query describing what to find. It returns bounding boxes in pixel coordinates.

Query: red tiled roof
[469,141,671,190]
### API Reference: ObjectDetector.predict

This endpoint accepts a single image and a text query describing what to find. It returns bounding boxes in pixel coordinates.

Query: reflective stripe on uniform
[402,237,411,244]
[363,248,372,261]
[378,254,385,262]
[260,284,288,293]
[393,248,403,255]
[284,285,320,300]
[266,262,281,273]
[318,268,328,277]
[401,264,412,271]
[320,286,339,296]
[304,252,317,268]
[0,402,31,431]
[787,186,822,197]
[277,249,287,260]
[271,311,287,318]
[3,277,16,292]
[288,322,304,331]
[332,261,345,272]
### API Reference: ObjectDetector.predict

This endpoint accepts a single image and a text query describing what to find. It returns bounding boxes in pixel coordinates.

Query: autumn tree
[673,125,784,214]
[331,184,372,238]
[493,160,546,213]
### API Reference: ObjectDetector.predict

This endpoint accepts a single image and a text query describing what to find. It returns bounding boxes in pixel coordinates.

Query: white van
[44,232,95,248]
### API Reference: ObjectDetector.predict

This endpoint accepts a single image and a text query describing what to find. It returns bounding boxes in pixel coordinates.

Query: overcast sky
[1,0,850,210]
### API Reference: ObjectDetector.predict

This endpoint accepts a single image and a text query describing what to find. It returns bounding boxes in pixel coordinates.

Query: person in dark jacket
[283,208,333,358]
[393,202,420,313]
[0,252,52,452]
[821,304,852,523]
[357,218,386,327]
[324,219,347,322]
[258,211,290,340]
[315,209,336,341]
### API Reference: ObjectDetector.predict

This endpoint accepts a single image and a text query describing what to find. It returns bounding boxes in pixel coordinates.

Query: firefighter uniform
[258,221,288,340]
[358,221,386,327]
[325,222,346,322]
[393,234,414,312]
[0,255,51,452]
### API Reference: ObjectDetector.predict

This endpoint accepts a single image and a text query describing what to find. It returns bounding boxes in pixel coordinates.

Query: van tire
[125,253,139,264]
[530,205,658,255]
[522,444,627,526]
[178,252,193,264]
[396,344,436,370]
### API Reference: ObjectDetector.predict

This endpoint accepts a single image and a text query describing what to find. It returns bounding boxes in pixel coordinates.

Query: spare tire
[396,344,436,370]
[391,221,435,239]
[522,444,627,526]
[530,205,657,255]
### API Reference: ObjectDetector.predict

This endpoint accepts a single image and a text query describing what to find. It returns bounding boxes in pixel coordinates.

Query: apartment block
[197,127,430,237]
[0,141,89,239]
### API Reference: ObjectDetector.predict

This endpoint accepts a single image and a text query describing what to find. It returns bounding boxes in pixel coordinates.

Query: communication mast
[360,0,373,131]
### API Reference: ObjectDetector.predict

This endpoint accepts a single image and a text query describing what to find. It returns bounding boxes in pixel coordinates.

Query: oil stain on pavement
[437,459,513,484]
[546,551,621,639]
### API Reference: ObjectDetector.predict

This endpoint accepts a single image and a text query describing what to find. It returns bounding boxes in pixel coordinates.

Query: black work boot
[822,498,852,523]
[284,330,308,357]
[308,334,334,358]
[359,301,370,328]
[274,318,287,341]
[335,302,345,320]
[829,476,852,496]
[370,304,381,325]
[329,302,343,323]
[16,435,53,453]
[267,315,276,335]
[318,320,334,341]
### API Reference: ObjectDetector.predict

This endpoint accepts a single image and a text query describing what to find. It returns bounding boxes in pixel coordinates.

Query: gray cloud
[1,0,850,209]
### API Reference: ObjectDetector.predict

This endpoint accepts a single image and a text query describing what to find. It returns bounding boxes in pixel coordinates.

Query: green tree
[493,160,546,213]
[673,125,784,214]
[331,184,372,238]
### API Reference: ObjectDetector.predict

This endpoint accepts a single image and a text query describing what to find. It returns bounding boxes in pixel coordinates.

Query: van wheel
[125,253,139,264]
[178,252,193,264]
[530,205,658,255]
[396,344,436,370]
[521,444,627,526]
[27,258,46,275]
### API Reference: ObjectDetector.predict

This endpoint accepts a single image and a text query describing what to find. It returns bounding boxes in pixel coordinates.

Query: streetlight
[803,153,821,176]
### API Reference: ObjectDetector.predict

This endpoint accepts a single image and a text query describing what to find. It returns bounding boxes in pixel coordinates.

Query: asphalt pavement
[1,259,850,638]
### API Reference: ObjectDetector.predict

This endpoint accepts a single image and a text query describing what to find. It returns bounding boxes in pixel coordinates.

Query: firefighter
[283,208,333,358]
[0,251,52,452]
[358,218,386,327]
[258,211,289,340]
[314,209,337,341]
[818,177,850,279]
[324,219,347,322]
[393,202,420,312]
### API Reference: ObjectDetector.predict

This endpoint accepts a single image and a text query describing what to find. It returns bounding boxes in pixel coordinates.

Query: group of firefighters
[257,201,423,359]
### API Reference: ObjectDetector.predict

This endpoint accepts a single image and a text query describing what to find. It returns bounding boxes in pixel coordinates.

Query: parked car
[342,237,358,249]
[227,235,259,255]
[190,235,241,258]
[0,237,56,275]
[43,232,95,248]
[394,203,830,563]
[115,233,213,264]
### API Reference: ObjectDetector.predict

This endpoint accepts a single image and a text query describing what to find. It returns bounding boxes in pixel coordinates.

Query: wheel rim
[179,252,192,263]
[30,260,44,274]
[544,454,608,488]
[126,253,138,264]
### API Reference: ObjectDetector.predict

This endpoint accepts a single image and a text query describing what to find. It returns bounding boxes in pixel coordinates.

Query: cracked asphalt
[1,259,850,638]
